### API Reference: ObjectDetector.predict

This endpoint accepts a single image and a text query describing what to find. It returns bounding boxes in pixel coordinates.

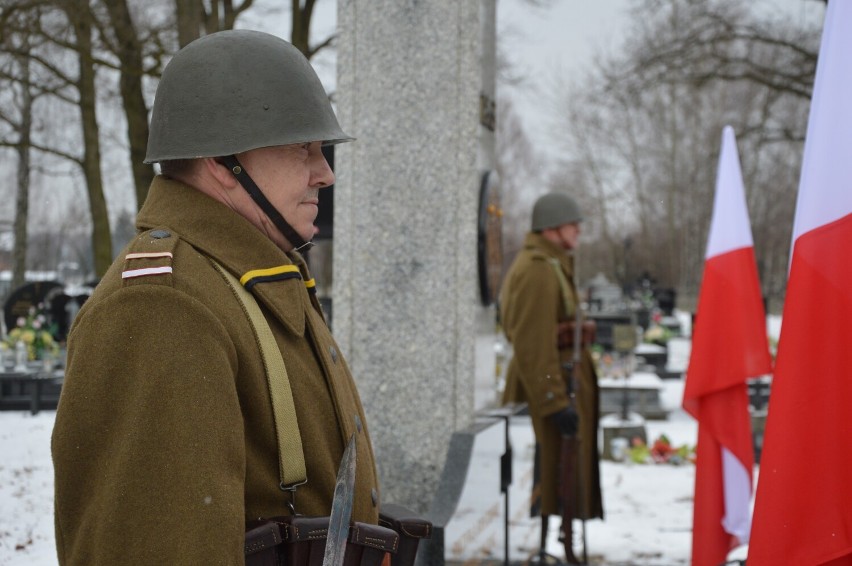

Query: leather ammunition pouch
[244,516,398,566]
[245,505,432,566]
[556,320,596,350]
[378,504,432,566]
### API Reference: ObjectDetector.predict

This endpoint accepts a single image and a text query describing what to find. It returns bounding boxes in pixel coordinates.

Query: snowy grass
[0,412,57,565]
[0,378,707,565]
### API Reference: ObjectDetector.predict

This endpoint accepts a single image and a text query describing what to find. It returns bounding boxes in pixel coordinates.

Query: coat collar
[136,176,310,337]
[524,231,575,276]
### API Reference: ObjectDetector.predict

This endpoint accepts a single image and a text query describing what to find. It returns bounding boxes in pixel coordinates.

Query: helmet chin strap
[219,155,314,252]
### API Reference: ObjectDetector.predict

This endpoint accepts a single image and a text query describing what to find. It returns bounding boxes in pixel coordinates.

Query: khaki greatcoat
[500,232,603,519]
[52,176,380,565]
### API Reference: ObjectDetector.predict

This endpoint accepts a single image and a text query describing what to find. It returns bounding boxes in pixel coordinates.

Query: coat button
[354,415,363,433]
[150,229,171,239]
[545,392,555,401]
[371,488,378,507]
[329,346,338,363]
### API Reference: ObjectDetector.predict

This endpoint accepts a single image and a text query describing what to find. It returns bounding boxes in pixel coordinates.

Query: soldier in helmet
[500,192,603,564]
[52,30,380,564]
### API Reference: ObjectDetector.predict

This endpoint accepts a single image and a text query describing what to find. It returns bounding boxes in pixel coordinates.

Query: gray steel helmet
[145,30,352,163]
[531,192,583,231]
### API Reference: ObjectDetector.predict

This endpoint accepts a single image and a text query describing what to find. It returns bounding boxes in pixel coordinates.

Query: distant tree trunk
[66,0,112,277]
[291,0,334,60]
[102,0,154,209]
[175,0,203,46]
[663,83,680,288]
[291,0,311,56]
[11,51,33,293]
[175,0,254,47]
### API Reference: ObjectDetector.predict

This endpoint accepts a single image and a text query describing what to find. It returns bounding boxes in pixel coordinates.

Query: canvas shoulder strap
[547,257,576,320]
[210,259,307,490]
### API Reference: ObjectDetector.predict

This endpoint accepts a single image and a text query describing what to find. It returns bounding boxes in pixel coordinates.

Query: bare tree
[174,0,255,47]
[4,43,35,291]
[175,0,203,46]
[544,0,820,308]
[99,0,155,209]
[495,97,547,274]
[10,49,33,292]
[61,0,112,277]
[173,0,334,60]
[623,0,821,140]
[289,0,333,58]
[0,0,338,284]
[0,1,114,276]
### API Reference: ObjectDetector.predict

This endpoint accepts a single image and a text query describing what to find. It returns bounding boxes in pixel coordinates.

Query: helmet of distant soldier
[531,192,583,232]
[145,29,352,163]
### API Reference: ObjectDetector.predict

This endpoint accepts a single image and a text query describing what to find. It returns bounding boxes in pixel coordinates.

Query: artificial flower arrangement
[5,304,60,361]
[627,434,695,465]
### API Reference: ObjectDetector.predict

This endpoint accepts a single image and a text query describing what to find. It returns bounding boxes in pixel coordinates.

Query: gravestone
[661,336,692,377]
[586,272,622,312]
[587,312,634,351]
[598,372,668,420]
[45,288,92,342]
[654,287,677,315]
[334,0,498,521]
[635,342,667,375]
[600,413,649,461]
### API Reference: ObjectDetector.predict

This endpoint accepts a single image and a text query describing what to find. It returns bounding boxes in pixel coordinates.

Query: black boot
[559,518,582,565]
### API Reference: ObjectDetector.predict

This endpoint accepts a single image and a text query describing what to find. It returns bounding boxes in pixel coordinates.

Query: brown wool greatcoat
[52,176,380,565]
[500,232,603,519]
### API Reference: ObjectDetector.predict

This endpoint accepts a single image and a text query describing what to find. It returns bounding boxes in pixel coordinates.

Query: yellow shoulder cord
[210,259,307,506]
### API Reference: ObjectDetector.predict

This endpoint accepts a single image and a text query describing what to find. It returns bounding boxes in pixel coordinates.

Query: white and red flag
[749,2,852,564]
[683,125,772,566]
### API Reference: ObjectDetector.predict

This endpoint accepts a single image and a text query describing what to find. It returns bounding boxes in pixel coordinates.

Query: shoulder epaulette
[121,228,179,287]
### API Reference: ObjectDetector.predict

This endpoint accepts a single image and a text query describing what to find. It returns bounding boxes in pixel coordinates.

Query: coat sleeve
[52,284,246,565]
[503,257,570,418]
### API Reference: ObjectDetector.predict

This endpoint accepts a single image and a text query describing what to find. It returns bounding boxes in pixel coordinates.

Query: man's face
[557,222,581,250]
[235,141,334,250]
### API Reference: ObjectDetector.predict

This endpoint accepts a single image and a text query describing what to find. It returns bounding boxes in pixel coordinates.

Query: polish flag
[749,2,852,564]
[683,125,772,566]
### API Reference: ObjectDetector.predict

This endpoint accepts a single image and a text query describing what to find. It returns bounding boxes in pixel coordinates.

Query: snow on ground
[3,390,697,566]
[6,310,779,566]
[582,380,696,565]
[0,412,57,566]
[518,378,698,565]
[0,384,700,566]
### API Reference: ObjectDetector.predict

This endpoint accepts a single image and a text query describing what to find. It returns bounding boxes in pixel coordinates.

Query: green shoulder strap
[547,257,575,320]
[210,259,307,491]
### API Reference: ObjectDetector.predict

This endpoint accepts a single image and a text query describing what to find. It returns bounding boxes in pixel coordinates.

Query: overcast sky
[497,0,826,167]
[269,0,826,168]
[81,1,827,224]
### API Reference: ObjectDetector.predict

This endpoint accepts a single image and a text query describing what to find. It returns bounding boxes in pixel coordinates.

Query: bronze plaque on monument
[477,170,503,306]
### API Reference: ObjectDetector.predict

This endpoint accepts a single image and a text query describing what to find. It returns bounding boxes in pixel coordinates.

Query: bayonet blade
[322,433,357,566]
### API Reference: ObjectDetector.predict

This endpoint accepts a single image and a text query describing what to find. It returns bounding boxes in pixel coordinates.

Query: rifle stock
[549,252,588,564]
[559,432,580,564]
[559,279,585,565]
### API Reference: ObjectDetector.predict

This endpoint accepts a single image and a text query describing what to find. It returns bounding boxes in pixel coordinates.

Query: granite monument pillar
[334,0,498,513]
